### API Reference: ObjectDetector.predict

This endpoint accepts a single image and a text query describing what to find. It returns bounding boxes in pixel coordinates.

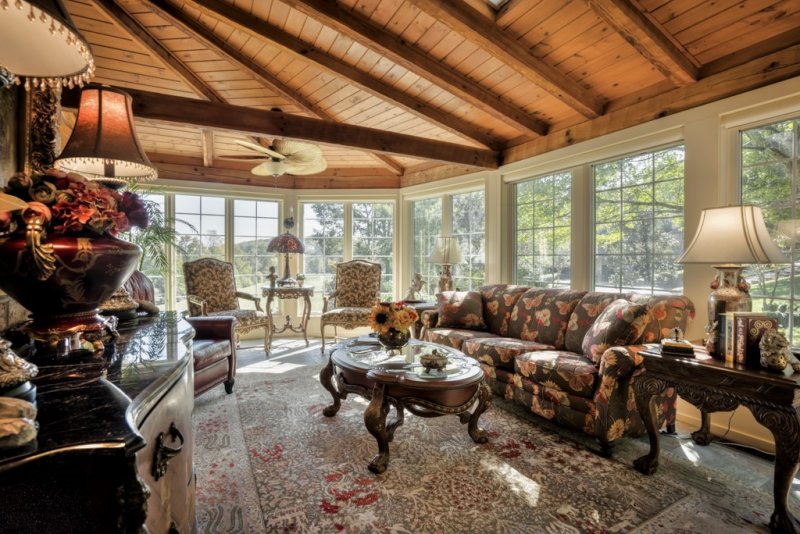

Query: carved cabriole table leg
[365,384,391,474]
[320,356,341,417]
[748,404,800,533]
[692,410,714,445]
[633,375,670,475]
[464,381,491,443]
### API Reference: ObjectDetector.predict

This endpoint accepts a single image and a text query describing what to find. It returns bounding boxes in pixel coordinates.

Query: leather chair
[320,259,382,352]
[186,316,236,397]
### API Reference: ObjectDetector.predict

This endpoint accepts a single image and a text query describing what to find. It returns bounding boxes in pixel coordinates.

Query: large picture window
[302,203,345,310]
[174,194,226,310]
[412,198,442,301]
[593,145,684,294]
[233,200,280,309]
[740,117,800,342]
[352,202,394,300]
[514,172,571,287]
[451,190,486,291]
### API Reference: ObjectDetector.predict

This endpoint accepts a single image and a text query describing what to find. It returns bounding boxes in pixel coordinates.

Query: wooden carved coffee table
[320,338,491,473]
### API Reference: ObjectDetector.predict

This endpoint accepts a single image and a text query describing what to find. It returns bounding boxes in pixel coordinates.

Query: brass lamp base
[437,264,454,293]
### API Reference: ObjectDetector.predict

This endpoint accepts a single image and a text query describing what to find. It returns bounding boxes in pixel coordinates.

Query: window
[412,198,442,300]
[352,202,394,300]
[514,172,571,287]
[174,195,226,310]
[302,203,345,310]
[233,200,279,309]
[593,145,684,294]
[451,190,486,291]
[740,118,800,342]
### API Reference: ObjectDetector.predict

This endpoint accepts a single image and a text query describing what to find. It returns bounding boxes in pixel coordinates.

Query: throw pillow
[581,299,650,364]
[435,291,487,330]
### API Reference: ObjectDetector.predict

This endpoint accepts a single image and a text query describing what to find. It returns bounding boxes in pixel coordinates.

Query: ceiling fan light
[252,159,289,177]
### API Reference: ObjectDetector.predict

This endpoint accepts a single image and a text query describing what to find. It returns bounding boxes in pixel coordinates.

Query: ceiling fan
[229,139,328,176]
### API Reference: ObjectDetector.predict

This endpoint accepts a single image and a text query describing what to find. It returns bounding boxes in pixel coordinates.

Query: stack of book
[717,311,778,366]
[660,338,695,358]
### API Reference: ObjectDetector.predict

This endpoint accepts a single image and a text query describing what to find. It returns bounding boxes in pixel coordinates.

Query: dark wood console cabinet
[0,314,196,533]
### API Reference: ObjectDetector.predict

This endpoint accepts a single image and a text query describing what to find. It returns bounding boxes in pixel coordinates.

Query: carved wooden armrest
[236,291,263,311]
[187,294,208,316]
[322,290,339,313]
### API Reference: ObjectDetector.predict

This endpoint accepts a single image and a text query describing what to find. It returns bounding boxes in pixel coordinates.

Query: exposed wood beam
[201,130,214,167]
[150,154,402,189]
[61,88,500,168]
[585,0,698,86]
[404,0,604,118]
[281,0,548,137]
[189,0,498,149]
[504,44,800,164]
[143,0,404,175]
[94,0,224,103]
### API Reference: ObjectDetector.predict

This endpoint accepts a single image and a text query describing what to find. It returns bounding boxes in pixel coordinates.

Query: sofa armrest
[420,309,439,329]
[593,344,665,442]
[186,315,237,341]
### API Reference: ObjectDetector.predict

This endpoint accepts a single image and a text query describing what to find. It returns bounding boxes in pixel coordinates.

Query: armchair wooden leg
[320,324,326,353]
[224,379,234,394]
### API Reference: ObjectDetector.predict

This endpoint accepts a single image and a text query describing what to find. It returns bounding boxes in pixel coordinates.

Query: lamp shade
[267,232,305,254]
[0,0,94,90]
[55,85,158,185]
[429,236,463,265]
[677,205,788,265]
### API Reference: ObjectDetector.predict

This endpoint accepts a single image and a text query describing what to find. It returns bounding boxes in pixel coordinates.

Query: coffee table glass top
[334,337,477,380]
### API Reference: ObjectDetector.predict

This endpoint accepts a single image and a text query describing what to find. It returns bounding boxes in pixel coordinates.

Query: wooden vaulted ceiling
[58,0,800,189]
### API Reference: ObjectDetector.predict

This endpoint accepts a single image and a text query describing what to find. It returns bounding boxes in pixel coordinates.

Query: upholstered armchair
[187,316,237,397]
[182,257,269,347]
[320,259,382,352]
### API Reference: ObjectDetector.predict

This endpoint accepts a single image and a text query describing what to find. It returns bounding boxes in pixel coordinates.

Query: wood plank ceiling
[57,0,800,188]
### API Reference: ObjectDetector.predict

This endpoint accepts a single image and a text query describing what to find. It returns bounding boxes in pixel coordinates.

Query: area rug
[193,359,781,533]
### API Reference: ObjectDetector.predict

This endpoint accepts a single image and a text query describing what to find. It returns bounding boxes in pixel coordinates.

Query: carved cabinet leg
[320,356,341,417]
[748,405,800,534]
[633,376,668,475]
[364,384,391,474]
[691,410,714,446]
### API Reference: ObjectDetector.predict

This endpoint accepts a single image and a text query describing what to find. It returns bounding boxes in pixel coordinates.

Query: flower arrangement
[368,301,419,334]
[0,168,149,237]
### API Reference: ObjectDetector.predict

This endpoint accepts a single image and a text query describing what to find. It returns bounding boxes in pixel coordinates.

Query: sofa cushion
[462,337,556,371]
[480,284,529,336]
[581,299,650,364]
[193,339,231,371]
[564,292,632,353]
[630,295,696,343]
[507,288,586,348]
[426,328,499,350]
[435,291,487,330]
[515,350,598,398]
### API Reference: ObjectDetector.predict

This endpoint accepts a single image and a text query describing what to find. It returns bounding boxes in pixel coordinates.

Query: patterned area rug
[193,358,782,533]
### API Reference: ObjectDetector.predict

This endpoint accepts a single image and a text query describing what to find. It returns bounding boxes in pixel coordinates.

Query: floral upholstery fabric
[514,350,598,398]
[182,257,268,344]
[480,284,529,336]
[581,299,650,364]
[329,260,382,308]
[320,260,382,350]
[183,258,240,315]
[435,291,487,330]
[507,289,586,348]
[564,292,632,354]
[630,295,696,343]
[425,328,499,350]
[463,337,555,371]
[319,307,371,327]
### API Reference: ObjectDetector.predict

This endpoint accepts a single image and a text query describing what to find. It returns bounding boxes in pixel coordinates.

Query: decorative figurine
[420,348,448,373]
[759,330,800,372]
[404,272,426,302]
[268,266,278,289]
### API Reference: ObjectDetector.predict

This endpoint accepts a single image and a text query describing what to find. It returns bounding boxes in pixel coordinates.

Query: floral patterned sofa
[421,285,695,455]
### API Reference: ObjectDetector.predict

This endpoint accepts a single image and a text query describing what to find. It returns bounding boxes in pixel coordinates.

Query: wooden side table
[403,301,437,339]
[633,346,800,533]
[261,285,314,349]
